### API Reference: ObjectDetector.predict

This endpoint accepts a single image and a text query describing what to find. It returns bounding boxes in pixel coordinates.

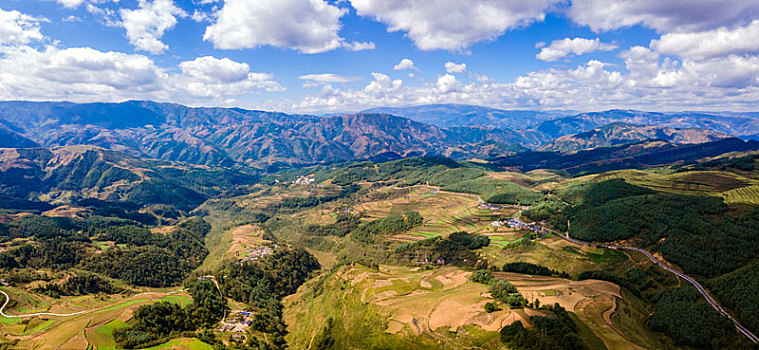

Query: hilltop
[538,123,730,152]
[2,101,759,169]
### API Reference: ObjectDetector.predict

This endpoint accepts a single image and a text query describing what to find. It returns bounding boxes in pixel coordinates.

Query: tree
[484,302,500,313]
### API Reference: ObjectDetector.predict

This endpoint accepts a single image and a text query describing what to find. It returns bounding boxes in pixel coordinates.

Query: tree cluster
[306,214,361,237]
[503,262,569,279]
[393,235,478,267]
[499,303,587,350]
[352,211,423,243]
[34,273,118,298]
[113,278,227,348]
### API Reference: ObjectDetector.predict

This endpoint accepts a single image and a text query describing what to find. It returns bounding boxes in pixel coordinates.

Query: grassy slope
[283,265,506,350]
[591,169,759,205]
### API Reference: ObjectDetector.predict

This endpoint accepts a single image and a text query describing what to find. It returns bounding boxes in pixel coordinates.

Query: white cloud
[171,56,285,96]
[179,56,251,83]
[62,15,82,23]
[299,73,362,83]
[364,73,402,95]
[392,58,417,71]
[436,74,462,93]
[190,10,210,22]
[86,4,120,27]
[119,0,186,54]
[203,0,372,53]
[567,0,759,33]
[0,46,164,100]
[444,61,466,73]
[291,50,759,113]
[653,20,759,59]
[344,41,376,51]
[0,8,46,46]
[349,0,556,51]
[0,46,283,104]
[536,37,617,62]
[57,0,87,8]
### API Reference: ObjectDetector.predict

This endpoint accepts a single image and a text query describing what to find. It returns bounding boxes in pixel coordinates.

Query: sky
[0,0,759,114]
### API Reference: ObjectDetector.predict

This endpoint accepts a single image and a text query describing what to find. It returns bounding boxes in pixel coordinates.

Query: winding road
[0,288,185,319]
[0,290,92,318]
[389,183,759,342]
[516,217,759,343]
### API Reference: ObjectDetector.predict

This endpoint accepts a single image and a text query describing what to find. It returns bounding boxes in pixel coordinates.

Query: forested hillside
[0,101,757,349]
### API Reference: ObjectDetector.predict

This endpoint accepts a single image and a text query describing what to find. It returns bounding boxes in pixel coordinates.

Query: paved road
[0,290,91,318]
[388,185,759,343]
[0,288,185,319]
[516,218,759,343]
[199,275,227,320]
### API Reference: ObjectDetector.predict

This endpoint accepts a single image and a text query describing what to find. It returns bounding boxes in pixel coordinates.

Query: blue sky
[0,0,758,113]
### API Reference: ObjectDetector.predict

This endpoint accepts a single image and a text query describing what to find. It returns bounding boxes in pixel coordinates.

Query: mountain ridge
[538,122,731,152]
[2,101,759,168]
[0,102,541,167]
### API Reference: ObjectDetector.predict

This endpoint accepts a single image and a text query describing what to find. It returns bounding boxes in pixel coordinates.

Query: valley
[4,0,759,348]
[0,103,759,349]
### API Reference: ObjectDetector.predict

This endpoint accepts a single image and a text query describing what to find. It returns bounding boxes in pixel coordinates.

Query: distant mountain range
[1,101,758,169]
[494,138,759,175]
[0,101,536,168]
[535,109,759,139]
[538,122,730,152]
[361,104,576,129]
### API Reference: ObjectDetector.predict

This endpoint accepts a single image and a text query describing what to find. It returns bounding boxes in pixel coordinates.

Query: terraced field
[284,264,644,350]
[0,287,191,349]
[571,169,759,205]
[353,186,518,242]
[721,184,759,204]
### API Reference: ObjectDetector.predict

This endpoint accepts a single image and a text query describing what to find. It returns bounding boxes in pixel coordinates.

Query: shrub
[484,302,500,313]
[470,269,493,284]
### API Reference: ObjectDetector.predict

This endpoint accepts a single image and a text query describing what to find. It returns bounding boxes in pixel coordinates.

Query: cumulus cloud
[567,0,759,33]
[299,73,362,83]
[291,50,759,113]
[57,0,87,8]
[536,37,617,61]
[653,20,759,59]
[444,62,466,73]
[436,74,462,93]
[364,73,402,95]
[203,0,373,53]
[349,0,555,51]
[190,10,210,22]
[561,2,759,99]
[179,56,251,83]
[0,46,164,100]
[344,41,376,51]
[0,46,283,104]
[86,4,120,27]
[0,8,46,46]
[62,15,82,23]
[172,60,284,97]
[392,58,417,71]
[119,0,186,54]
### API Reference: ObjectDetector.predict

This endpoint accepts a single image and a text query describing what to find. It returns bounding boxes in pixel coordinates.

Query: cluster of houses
[491,219,546,234]
[294,176,315,185]
[217,311,255,341]
[240,246,273,263]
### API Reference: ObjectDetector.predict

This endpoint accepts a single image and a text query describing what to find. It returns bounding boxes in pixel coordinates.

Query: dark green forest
[499,304,586,350]
[544,178,759,345]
